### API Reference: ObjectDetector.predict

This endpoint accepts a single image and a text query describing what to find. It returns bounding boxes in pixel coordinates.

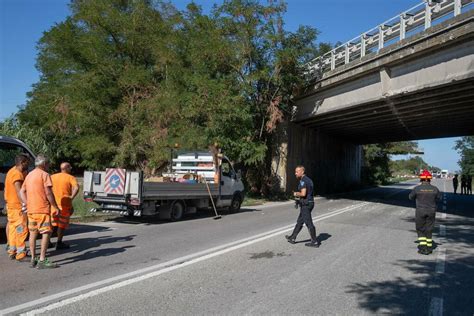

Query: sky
[0,0,463,172]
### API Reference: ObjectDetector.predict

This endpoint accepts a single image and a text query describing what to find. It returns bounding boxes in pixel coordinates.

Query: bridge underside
[296,78,474,144]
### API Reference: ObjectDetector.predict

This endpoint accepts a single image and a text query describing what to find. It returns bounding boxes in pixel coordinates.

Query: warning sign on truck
[104,168,126,194]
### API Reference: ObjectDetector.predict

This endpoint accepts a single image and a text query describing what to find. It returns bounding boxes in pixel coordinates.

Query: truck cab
[0,136,36,229]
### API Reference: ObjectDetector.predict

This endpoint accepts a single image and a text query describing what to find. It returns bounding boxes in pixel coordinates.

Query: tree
[0,118,55,161]
[362,141,420,185]
[16,0,324,194]
[390,156,438,177]
[454,136,474,175]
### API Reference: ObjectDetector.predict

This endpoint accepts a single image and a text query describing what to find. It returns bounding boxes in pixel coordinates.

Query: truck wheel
[228,194,242,213]
[170,202,184,221]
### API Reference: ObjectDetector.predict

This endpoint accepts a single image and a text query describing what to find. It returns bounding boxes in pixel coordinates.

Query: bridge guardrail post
[330,51,335,70]
[454,0,461,16]
[378,25,385,50]
[344,44,350,64]
[400,14,406,40]
[425,0,433,29]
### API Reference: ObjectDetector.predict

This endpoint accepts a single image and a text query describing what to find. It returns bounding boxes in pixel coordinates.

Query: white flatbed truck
[83,152,244,221]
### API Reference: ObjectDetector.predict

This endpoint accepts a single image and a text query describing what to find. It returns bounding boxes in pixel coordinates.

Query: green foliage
[454,136,474,175]
[13,0,324,194]
[0,118,57,161]
[362,141,420,185]
[390,156,438,177]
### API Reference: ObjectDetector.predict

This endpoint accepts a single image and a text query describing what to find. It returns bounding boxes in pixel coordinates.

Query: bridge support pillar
[274,123,362,194]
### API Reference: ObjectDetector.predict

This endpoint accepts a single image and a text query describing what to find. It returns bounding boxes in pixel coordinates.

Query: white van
[0,136,35,229]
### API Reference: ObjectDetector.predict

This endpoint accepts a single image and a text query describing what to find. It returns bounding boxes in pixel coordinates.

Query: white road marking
[429,297,443,316]
[440,225,446,236]
[431,181,446,316]
[435,248,446,274]
[1,202,369,315]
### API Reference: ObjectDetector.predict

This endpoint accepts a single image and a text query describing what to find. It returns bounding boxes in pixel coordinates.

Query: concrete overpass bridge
[276,0,474,193]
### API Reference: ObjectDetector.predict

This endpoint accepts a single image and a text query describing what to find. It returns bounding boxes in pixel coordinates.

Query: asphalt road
[0,179,472,315]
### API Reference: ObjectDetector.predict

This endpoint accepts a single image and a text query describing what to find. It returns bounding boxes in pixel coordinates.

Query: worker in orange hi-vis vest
[51,162,79,250]
[20,154,60,269]
[4,154,30,261]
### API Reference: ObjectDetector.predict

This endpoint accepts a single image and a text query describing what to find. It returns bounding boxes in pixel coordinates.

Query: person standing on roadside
[460,174,467,195]
[4,154,30,261]
[467,175,472,195]
[20,154,60,269]
[51,162,79,250]
[452,174,458,194]
[409,170,441,255]
[285,166,320,248]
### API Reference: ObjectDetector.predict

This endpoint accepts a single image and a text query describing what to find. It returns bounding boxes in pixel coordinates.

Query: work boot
[30,257,38,268]
[55,241,70,250]
[16,256,30,262]
[418,245,429,255]
[285,235,296,244]
[305,241,320,248]
[36,258,58,269]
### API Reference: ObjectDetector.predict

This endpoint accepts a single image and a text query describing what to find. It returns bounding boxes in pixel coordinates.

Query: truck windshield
[221,159,236,178]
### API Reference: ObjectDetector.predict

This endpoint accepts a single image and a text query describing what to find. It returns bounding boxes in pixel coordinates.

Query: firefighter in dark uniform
[285,165,320,248]
[409,170,442,255]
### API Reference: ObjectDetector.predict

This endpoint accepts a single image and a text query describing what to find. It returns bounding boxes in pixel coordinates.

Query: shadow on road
[51,235,137,265]
[318,233,332,244]
[64,223,115,236]
[346,252,474,314]
[106,207,263,225]
[54,245,136,265]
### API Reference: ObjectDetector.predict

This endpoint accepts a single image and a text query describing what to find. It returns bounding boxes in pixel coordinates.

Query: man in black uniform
[460,174,467,195]
[452,174,458,194]
[467,175,472,195]
[409,170,442,255]
[285,166,320,248]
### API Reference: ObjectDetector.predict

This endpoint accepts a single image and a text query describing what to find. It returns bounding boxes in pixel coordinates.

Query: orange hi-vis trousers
[7,207,28,260]
[52,209,72,230]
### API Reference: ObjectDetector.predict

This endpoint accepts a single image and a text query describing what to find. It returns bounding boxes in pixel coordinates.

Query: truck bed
[142,182,219,200]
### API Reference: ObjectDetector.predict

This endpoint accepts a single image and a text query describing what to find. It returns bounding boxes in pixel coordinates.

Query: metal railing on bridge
[306,0,473,79]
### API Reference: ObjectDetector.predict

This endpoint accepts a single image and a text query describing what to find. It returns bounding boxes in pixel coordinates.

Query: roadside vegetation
[361,142,437,186]
[454,136,474,176]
